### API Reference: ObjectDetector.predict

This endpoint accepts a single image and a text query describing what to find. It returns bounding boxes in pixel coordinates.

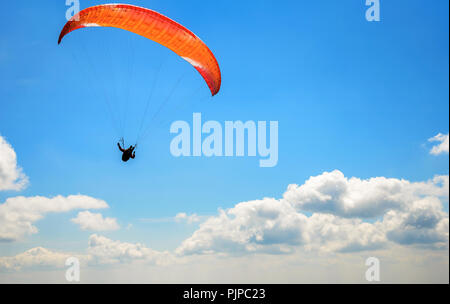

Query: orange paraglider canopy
[58,4,221,96]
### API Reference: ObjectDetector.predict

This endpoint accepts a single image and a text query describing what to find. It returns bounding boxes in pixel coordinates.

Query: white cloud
[0,170,448,283]
[382,197,449,248]
[1,251,448,284]
[0,135,28,191]
[303,214,386,253]
[177,171,448,256]
[2,241,447,283]
[140,213,207,224]
[71,211,120,231]
[176,198,386,255]
[175,213,203,224]
[176,199,306,255]
[0,195,108,242]
[429,133,449,155]
[0,234,173,272]
[0,247,82,272]
[87,234,173,266]
[283,170,448,218]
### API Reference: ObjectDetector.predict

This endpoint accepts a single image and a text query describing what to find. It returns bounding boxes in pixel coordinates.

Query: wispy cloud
[175,213,206,224]
[429,133,449,155]
[140,213,208,224]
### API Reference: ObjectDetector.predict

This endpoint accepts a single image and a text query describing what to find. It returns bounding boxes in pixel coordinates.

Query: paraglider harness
[119,138,137,162]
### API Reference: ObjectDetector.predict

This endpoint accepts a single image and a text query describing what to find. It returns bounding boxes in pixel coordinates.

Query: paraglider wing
[58,4,221,96]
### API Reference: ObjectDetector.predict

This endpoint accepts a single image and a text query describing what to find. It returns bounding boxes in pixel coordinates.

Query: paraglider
[58,3,221,162]
[58,3,221,95]
[117,142,136,162]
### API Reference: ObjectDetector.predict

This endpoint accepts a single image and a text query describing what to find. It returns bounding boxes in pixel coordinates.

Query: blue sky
[0,1,448,283]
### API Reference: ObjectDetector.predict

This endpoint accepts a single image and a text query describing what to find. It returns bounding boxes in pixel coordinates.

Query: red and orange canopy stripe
[58,4,221,96]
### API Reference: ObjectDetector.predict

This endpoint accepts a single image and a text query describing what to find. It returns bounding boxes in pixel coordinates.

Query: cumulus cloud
[283,170,448,218]
[1,170,448,279]
[382,197,449,248]
[87,234,172,266]
[177,171,448,256]
[429,133,449,155]
[2,245,448,283]
[0,234,173,272]
[71,211,120,231]
[176,198,386,255]
[177,199,305,255]
[0,195,108,242]
[0,247,82,272]
[0,135,28,191]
